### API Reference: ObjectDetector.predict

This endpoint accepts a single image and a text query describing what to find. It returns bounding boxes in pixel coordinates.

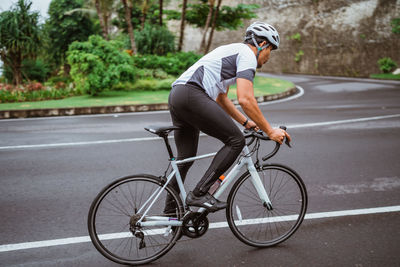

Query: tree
[113,1,161,31]
[205,0,222,53]
[45,0,98,74]
[140,0,151,30]
[178,0,188,51]
[158,0,163,26]
[121,0,137,53]
[0,0,40,85]
[65,0,114,39]
[165,2,259,52]
[200,0,215,53]
[93,0,114,39]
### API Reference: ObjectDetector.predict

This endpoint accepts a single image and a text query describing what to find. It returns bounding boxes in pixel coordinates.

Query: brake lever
[285,138,292,148]
[279,125,292,148]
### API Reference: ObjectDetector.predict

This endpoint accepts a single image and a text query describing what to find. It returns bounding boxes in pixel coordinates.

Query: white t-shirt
[172,43,257,100]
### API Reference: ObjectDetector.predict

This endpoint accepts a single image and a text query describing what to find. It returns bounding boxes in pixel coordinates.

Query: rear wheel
[226,164,307,247]
[88,174,183,265]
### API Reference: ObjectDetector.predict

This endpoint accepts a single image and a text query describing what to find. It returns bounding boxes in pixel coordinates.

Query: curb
[0,87,298,119]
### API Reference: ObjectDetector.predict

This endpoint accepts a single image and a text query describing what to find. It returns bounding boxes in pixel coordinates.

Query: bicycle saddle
[145,125,179,136]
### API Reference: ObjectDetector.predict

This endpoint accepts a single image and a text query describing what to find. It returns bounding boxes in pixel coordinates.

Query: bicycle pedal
[139,239,146,249]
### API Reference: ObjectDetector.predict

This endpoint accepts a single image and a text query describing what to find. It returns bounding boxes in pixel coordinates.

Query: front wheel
[226,164,307,247]
[88,174,184,265]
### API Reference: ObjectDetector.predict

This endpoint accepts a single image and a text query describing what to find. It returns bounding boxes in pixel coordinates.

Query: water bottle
[209,175,225,195]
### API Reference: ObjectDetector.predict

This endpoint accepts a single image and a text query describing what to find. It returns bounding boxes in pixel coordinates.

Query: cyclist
[165,22,291,213]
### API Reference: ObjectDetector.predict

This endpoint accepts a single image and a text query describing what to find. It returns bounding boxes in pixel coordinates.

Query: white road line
[0,137,160,150]
[288,114,400,129]
[1,205,399,253]
[1,113,399,150]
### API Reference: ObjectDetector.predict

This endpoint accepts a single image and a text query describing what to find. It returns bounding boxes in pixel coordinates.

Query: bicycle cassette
[181,212,209,238]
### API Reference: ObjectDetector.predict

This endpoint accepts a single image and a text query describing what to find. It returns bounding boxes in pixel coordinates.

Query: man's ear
[259,41,267,48]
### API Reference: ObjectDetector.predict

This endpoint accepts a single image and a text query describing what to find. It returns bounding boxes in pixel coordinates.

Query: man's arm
[236,78,291,144]
[216,89,248,126]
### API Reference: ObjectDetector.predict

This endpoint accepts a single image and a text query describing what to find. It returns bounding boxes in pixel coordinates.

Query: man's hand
[267,128,292,144]
[245,120,259,130]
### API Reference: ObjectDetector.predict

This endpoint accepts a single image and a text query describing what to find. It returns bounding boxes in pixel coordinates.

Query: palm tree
[0,0,40,85]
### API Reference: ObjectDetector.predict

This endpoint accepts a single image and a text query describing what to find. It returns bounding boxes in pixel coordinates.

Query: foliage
[134,24,175,55]
[166,3,258,31]
[132,51,202,76]
[2,59,51,83]
[289,33,301,42]
[44,0,99,67]
[67,35,136,95]
[0,83,75,103]
[135,68,170,80]
[113,2,160,31]
[0,0,40,85]
[370,73,400,80]
[112,78,175,91]
[295,50,304,62]
[391,18,400,34]
[377,57,397,73]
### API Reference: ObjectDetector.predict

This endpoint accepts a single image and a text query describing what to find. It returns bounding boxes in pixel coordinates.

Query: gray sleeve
[237,69,255,82]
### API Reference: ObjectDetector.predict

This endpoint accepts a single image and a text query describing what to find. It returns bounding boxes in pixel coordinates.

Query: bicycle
[88,125,308,265]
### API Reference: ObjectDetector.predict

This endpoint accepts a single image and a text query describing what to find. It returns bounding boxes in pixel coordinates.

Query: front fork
[246,156,273,210]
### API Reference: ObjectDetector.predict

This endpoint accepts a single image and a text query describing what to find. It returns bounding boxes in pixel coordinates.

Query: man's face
[257,44,273,68]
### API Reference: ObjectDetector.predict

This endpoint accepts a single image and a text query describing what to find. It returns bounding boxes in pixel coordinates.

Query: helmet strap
[251,33,270,60]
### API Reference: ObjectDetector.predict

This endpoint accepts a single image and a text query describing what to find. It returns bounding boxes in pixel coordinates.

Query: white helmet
[245,22,280,50]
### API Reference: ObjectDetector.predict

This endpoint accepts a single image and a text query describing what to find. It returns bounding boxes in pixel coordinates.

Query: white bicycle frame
[137,145,272,227]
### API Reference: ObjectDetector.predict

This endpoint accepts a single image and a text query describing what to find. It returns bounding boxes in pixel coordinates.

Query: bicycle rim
[227,164,307,247]
[88,175,183,265]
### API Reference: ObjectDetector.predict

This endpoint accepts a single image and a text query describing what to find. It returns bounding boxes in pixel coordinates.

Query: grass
[369,73,400,80]
[0,76,295,111]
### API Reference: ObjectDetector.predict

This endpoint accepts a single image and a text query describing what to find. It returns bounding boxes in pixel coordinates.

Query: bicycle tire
[226,164,307,247]
[88,174,184,265]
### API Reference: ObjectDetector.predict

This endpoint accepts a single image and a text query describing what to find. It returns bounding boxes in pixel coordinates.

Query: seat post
[161,134,175,160]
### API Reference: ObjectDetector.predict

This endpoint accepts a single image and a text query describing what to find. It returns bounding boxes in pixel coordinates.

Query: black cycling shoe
[185,191,227,212]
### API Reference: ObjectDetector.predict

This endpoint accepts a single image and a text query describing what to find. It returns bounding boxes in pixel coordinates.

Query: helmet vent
[253,26,262,31]
[268,26,276,32]
[260,26,269,31]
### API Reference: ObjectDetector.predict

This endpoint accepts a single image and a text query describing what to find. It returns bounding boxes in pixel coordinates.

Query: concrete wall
[168,0,400,77]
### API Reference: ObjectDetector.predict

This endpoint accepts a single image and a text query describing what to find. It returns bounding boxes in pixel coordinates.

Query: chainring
[181,212,209,238]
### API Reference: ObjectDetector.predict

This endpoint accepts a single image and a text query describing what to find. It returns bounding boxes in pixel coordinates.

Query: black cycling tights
[168,84,245,197]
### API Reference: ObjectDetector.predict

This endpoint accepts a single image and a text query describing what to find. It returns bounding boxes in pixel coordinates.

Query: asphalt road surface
[1,74,399,267]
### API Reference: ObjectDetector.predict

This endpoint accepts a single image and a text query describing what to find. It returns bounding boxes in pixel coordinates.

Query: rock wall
[168,0,400,77]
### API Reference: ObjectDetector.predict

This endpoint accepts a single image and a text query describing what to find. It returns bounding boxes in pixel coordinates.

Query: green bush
[67,35,136,95]
[0,86,75,103]
[46,75,72,85]
[134,24,176,55]
[378,57,398,73]
[135,68,170,80]
[132,52,202,76]
[112,78,175,92]
[391,18,400,34]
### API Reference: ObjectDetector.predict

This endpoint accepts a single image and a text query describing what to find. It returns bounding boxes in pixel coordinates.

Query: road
[0,74,399,266]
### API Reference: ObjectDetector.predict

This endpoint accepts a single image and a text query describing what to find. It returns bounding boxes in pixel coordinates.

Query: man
[166,22,291,213]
